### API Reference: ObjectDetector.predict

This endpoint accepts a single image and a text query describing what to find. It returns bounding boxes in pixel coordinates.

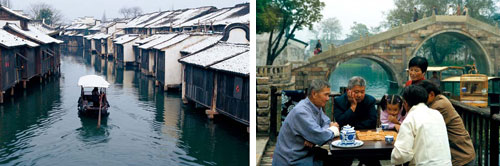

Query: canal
[329,58,400,99]
[0,49,249,165]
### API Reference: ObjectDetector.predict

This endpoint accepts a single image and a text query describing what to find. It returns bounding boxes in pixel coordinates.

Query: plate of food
[331,140,364,148]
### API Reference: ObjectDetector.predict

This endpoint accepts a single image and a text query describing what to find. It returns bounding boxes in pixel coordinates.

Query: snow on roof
[135,34,165,45]
[179,4,248,27]
[0,6,30,20]
[179,8,230,27]
[146,7,214,28]
[134,11,173,28]
[179,42,249,67]
[28,22,57,35]
[125,12,162,28]
[138,34,177,49]
[212,4,249,25]
[66,23,91,30]
[7,23,62,44]
[180,35,222,54]
[114,34,139,44]
[153,34,190,50]
[0,29,38,48]
[210,51,248,75]
[91,33,111,39]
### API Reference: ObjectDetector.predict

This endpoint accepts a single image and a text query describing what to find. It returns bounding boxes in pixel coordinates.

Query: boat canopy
[78,75,110,88]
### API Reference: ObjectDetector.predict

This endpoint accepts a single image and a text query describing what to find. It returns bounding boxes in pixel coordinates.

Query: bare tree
[119,6,142,19]
[119,7,131,18]
[130,7,142,18]
[29,2,62,25]
[0,0,11,8]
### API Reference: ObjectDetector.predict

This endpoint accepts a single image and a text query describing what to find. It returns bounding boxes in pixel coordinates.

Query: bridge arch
[326,54,402,89]
[411,29,493,75]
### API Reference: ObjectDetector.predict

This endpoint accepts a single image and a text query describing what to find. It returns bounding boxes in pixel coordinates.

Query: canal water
[329,58,401,99]
[0,50,249,165]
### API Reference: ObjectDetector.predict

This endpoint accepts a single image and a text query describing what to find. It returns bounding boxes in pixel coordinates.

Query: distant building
[256,33,308,66]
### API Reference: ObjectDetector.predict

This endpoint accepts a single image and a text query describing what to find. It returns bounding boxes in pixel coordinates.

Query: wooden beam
[206,73,218,119]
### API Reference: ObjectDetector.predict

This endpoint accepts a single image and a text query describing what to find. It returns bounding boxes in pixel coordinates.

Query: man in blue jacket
[272,80,340,166]
[333,76,378,165]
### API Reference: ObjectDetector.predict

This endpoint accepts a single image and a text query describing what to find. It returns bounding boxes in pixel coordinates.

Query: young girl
[379,94,406,131]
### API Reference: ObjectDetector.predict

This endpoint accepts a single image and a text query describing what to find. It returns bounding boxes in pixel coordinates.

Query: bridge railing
[451,93,500,166]
[257,63,293,84]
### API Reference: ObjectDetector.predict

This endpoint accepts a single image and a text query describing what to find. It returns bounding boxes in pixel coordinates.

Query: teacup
[381,123,389,130]
[385,135,394,144]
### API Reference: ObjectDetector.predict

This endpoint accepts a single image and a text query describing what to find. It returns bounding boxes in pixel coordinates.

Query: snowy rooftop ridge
[6,23,63,44]
[210,51,249,75]
[153,34,190,50]
[0,5,30,20]
[114,34,139,44]
[146,6,214,28]
[179,4,249,28]
[180,35,222,54]
[179,42,249,67]
[0,29,38,48]
[135,34,167,45]
[138,34,177,49]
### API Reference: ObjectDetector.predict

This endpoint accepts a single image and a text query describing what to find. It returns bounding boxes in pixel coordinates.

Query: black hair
[402,85,428,108]
[408,56,428,73]
[416,80,441,95]
[379,94,405,115]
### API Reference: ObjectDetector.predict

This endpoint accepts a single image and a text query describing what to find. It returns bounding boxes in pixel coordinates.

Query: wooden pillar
[206,73,218,119]
[40,76,43,83]
[181,65,187,104]
[155,80,159,86]
[0,91,3,104]
[10,87,14,96]
[23,80,26,89]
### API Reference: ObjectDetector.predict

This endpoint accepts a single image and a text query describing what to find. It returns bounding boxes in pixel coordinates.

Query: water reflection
[76,117,110,144]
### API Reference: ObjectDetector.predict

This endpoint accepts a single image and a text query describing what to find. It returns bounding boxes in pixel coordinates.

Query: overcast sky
[11,0,248,24]
[295,0,395,41]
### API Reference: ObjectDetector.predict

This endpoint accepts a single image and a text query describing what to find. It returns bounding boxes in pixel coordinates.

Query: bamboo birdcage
[460,74,489,107]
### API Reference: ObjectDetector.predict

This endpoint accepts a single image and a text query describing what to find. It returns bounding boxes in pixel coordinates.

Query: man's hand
[347,90,357,112]
[304,140,315,148]
[388,115,399,124]
[330,122,339,128]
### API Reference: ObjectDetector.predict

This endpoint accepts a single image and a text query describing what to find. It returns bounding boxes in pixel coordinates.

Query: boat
[77,75,110,118]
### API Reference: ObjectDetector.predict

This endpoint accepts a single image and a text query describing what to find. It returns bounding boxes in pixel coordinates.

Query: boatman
[272,80,340,166]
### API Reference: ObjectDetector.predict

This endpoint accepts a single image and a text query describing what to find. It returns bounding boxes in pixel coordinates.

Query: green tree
[257,0,325,65]
[344,22,371,43]
[317,17,342,46]
[29,2,62,25]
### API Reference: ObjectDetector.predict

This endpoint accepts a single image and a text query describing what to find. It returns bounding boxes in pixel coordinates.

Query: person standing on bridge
[433,6,438,15]
[405,56,428,87]
[456,4,461,16]
[447,5,455,15]
[413,7,418,22]
[314,39,322,55]
[417,80,476,166]
[272,80,340,166]
[463,5,468,16]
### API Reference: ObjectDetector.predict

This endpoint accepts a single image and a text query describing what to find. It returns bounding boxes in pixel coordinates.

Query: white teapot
[340,125,356,145]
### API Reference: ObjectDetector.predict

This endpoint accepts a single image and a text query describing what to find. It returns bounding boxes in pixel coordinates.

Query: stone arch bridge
[292,15,500,90]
